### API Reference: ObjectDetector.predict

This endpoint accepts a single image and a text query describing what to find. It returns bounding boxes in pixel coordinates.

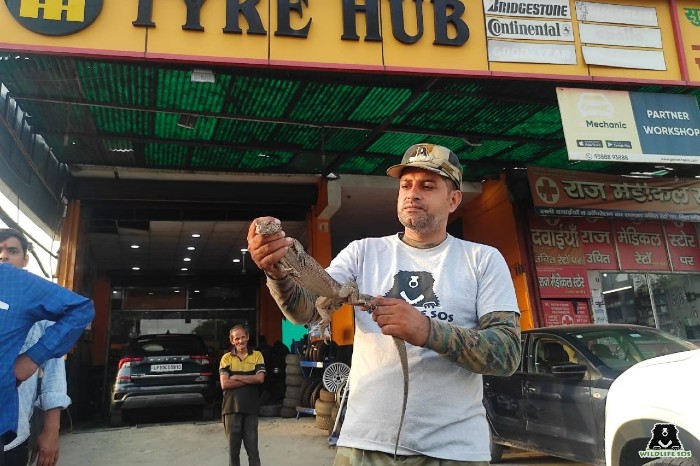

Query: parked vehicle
[483,324,697,465]
[606,349,700,466]
[110,333,215,426]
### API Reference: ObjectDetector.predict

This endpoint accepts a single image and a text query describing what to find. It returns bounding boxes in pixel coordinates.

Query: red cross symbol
[535,177,560,204]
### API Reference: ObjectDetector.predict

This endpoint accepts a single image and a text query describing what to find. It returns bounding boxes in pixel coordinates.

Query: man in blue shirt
[0,241,94,465]
[1,228,72,466]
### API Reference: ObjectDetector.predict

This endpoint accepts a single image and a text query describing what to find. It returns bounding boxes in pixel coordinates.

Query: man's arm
[423,247,522,376]
[19,270,95,371]
[266,275,321,325]
[425,311,521,376]
[33,408,61,466]
[247,217,321,324]
[220,372,265,390]
[33,349,71,466]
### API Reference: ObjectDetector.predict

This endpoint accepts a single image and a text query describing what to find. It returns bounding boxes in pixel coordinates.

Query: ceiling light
[174,290,180,293]
[233,259,241,263]
[194,290,200,293]
[627,169,670,177]
[132,267,140,271]
[112,290,118,294]
[130,244,140,249]
[463,138,482,147]
[181,267,188,271]
[187,246,195,250]
[183,257,191,262]
[241,248,248,253]
[177,114,198,130]
[602,285,633,295]
[191,233,201,238]
[191,68,215,83]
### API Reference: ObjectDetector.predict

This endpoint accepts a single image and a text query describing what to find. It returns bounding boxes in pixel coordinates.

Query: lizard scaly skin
[256,219,408,457]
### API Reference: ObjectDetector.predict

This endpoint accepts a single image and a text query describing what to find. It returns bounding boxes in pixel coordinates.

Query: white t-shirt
[328,233,519,461]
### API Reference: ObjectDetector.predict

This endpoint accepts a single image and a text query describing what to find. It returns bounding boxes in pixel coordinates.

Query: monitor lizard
[256,219,408,458]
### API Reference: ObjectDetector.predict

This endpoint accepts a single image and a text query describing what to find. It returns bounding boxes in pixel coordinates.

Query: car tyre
[489,430,504,463]
[109,409,123,427]
[198,404,216,421]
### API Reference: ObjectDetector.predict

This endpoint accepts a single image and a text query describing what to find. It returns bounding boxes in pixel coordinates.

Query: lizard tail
[393,337,409,460]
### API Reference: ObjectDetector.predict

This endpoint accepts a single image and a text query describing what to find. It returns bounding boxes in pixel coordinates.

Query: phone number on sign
[586,153,629,161]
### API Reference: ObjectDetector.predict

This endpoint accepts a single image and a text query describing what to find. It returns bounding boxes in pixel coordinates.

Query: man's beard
[398,210,440,235]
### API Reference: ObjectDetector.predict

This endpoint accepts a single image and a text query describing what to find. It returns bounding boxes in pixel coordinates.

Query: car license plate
[151,364,182,372]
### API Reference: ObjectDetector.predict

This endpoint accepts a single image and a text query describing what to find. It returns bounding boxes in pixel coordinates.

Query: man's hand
[31,409,61,466]
[14,354,39,384]
[368,297,431,347]
[246,217,293,280]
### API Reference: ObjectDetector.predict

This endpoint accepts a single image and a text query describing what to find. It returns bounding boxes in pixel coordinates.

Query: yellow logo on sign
[19,0,86,22]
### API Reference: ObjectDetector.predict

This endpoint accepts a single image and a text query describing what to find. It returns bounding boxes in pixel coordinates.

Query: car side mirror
[551,363,587,378]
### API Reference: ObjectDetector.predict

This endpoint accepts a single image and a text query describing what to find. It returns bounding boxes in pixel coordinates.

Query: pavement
[57,414,586,466]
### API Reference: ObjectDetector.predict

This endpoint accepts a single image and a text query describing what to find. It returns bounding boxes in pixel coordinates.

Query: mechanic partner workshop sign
[557,87,700,165]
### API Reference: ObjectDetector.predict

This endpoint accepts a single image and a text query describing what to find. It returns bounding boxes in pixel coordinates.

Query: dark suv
[109,333,215,426]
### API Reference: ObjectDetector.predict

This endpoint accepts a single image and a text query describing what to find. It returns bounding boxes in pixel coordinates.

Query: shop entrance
[102,284,258,413]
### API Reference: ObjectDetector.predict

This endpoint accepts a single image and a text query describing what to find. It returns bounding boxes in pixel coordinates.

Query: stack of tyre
[313,388,335,431]
[298,370,323,415]
[281,353,303,418]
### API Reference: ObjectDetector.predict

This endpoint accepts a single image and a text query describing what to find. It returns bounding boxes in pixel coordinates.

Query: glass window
[574,327,697,374]
[600,272,700,344]
[649,274,700,342]
[531,337,577,374]
[601,273,655,327]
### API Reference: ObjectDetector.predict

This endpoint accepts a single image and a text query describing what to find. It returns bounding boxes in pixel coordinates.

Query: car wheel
[489,430,504,463]
[109,409,123,427]
[195,404,215,421]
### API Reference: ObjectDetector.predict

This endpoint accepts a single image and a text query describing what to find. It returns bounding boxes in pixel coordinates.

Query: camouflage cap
[386,143,463,188]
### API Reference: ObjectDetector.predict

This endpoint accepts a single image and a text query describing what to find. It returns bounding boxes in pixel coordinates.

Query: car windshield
[570,327,697,372]
[129,335,206,356]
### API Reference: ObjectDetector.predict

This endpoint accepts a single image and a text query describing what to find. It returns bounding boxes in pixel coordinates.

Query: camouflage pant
[334,447,490,466]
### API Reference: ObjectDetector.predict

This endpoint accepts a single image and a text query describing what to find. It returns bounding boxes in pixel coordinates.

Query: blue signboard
[630,92,700,157]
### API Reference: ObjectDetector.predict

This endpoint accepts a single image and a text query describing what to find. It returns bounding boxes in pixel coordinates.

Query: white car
[605,349,700,466]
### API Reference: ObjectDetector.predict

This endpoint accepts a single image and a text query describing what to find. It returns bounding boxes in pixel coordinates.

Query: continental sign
[0,0,696,83]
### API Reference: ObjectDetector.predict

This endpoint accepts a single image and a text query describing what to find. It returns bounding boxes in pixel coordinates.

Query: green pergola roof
[1,54,699,183]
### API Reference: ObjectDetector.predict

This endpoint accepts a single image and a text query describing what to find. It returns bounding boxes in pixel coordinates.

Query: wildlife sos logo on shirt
[638,423,693,459]
[385,271,454,322]
[5,0,104,35]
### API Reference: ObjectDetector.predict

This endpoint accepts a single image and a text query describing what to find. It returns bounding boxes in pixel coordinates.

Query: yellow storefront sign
[677,0,700,84]
[0,0,693,84]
